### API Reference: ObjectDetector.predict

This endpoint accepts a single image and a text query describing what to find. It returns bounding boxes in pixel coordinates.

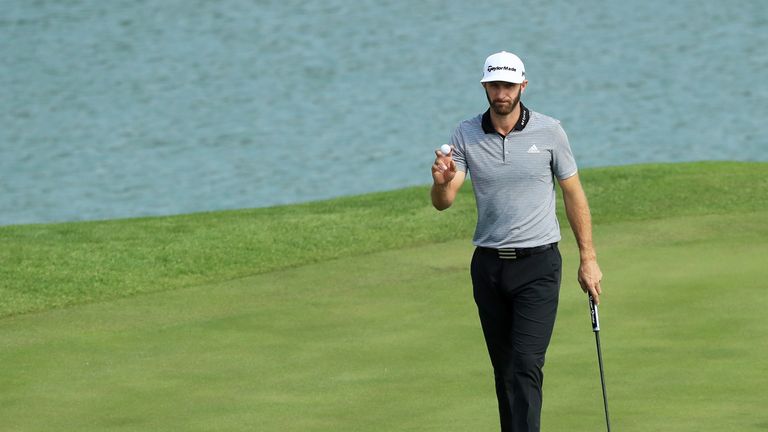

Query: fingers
[579,276,602,305]
[431,162,453,184]
[432,160,448,174]
[432,146,457,185]
[433,147,456,175]
[578,260,603,304]
[588,286,600,305]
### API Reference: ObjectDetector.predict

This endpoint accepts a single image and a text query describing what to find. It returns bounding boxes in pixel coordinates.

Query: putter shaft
[589,296,611,432]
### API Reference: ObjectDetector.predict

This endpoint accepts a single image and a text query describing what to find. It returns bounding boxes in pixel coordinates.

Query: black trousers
[471,245,562,432]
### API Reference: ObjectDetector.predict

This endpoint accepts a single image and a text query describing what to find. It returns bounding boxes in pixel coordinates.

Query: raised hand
[431,146,456,185]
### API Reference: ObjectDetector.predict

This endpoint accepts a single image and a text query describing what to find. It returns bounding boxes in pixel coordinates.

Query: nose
[490,84,512,96]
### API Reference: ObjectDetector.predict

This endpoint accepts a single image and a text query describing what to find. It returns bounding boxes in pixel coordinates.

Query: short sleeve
[551,122,578,180]
[449,126,468,173]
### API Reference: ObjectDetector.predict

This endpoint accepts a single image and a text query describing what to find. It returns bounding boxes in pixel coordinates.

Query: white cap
[480,51,526,84]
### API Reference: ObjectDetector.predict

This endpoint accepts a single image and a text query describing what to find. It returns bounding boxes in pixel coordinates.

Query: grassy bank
[1,210,767,430]
[1,161,766,318]
[1,161,767,431]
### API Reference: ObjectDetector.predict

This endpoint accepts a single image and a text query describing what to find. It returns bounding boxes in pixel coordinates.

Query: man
[430,51,603,432]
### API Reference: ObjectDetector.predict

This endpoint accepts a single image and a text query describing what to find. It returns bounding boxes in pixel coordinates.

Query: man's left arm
[558,174,604,303]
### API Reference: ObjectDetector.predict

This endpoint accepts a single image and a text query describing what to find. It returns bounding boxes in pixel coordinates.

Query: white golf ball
[440,144,451,155]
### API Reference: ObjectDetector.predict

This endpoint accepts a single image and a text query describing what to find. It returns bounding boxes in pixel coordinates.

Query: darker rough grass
[1,161,765,318]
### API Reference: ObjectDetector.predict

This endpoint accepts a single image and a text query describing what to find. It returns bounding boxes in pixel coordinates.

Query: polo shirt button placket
[502,136,507,163]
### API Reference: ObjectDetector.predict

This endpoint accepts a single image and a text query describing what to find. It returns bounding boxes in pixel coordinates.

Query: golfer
[431,51,603,432]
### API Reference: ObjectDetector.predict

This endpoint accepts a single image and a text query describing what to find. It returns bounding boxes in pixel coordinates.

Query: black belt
[477,243,556,260]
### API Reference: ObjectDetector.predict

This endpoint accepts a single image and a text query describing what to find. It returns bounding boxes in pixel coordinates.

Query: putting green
[1,210,766,431]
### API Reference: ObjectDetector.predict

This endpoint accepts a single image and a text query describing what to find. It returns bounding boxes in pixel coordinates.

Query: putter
[589,295,611,432]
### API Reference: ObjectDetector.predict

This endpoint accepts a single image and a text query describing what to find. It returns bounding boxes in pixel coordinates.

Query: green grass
[1,161,767,431]
[1,161,766,318]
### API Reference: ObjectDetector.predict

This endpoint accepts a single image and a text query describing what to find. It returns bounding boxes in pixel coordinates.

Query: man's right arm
[431,149,466,210]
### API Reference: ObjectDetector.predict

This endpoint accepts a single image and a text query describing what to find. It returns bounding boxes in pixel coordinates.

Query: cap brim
[480,75,525,84]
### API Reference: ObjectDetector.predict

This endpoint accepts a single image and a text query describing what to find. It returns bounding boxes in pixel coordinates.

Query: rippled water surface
[2,0,766,225]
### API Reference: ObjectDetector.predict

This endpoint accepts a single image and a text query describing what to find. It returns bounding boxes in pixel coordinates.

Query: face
[483,81,527,116]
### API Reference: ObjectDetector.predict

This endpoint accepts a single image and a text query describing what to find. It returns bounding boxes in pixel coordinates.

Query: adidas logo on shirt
[527,144,541,154]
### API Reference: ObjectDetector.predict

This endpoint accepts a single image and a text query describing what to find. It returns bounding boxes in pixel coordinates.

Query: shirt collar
[481,102,530,135]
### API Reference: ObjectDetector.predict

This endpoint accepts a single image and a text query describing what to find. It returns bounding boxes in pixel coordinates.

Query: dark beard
[486,87,521,116]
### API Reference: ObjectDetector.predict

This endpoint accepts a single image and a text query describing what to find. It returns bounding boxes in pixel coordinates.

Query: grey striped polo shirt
[450,103,577,248]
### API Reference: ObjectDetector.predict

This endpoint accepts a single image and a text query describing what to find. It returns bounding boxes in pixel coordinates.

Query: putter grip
[589,295,600,332]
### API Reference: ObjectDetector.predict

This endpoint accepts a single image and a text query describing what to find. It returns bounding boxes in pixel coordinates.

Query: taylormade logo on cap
[481,51,526,84]
[487,65,518,73]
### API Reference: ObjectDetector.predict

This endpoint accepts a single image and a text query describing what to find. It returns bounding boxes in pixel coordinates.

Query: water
[2,0,767,226]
